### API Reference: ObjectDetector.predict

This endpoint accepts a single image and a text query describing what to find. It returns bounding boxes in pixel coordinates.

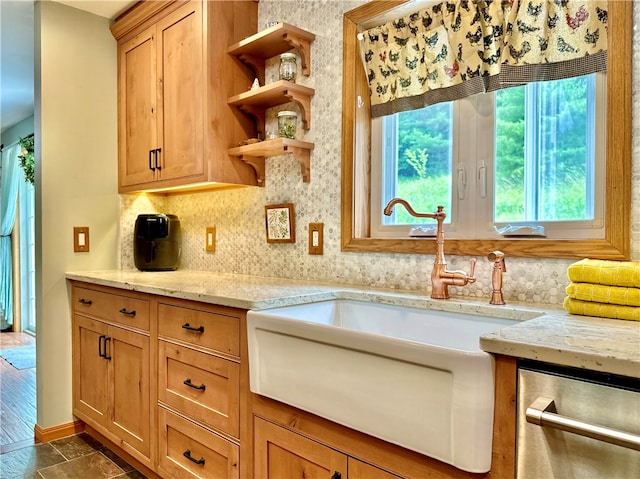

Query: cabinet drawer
[158,406,239,479]
[159,341,239,438]
[158,303,239,357]
[73,286,150,331]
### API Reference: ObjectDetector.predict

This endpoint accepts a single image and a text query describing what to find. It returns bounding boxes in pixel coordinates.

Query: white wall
[34,1,119,429]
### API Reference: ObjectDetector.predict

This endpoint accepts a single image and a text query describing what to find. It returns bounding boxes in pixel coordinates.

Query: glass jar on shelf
[279,52,297,83]
[278,111,297,139]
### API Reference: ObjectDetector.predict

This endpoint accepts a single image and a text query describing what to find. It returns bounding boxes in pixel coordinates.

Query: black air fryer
[134,214,181,271]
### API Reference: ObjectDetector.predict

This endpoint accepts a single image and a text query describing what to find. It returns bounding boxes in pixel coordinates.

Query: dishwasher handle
[526,396,640,451]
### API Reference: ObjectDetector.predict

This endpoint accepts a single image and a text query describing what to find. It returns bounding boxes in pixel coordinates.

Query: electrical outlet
[73,227,90,252]
[308,223,323,255]
[206,227,216,252]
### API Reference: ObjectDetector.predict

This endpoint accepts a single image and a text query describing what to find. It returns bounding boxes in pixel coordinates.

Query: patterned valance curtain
[360,0,608,117]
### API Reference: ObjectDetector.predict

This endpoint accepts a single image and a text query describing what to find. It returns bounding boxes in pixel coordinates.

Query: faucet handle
[468,258,477,281]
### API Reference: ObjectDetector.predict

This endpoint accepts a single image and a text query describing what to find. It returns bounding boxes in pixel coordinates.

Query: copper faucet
[488,251,506,305]
[383,198,476,299]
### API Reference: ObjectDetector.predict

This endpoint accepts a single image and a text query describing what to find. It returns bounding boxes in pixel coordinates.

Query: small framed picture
[265,203,295,243]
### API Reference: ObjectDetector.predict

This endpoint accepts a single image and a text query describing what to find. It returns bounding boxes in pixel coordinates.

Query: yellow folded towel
[563,297,640,321]
[567,259,640,288]
[566,282,640,307]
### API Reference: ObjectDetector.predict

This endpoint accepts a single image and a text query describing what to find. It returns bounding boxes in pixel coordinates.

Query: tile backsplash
[120,0,640,306]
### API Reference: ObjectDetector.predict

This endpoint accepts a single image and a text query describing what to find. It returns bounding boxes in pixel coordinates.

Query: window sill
[340,236,629,261]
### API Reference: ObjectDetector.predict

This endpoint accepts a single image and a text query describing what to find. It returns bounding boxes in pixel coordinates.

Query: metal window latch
[478,161,487,198]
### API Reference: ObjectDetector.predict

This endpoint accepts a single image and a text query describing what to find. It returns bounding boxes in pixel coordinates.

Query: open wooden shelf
[228,23,316,185]
[227,22,316,80]
[228,138,314,185]
[228,80,314,132]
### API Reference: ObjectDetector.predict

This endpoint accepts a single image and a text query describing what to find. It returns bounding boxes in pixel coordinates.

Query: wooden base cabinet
[72,286,152,467]
[254,417,403,479]
[254,417,347,479]
[71,279,516,479]
[71,282,246,479]
[157,297,244,479]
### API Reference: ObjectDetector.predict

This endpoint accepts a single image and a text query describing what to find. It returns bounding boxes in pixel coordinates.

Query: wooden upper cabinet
[113,0,259,193]
[155,3,204,183]
[119,26,157,188]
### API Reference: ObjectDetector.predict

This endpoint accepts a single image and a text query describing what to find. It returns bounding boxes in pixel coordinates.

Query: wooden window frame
[341,0,632,260]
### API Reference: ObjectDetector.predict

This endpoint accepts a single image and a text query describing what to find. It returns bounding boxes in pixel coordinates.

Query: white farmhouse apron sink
[247,299,523,473]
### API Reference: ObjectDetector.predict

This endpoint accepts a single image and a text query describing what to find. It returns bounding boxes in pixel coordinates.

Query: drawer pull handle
[119,308,136,317]
[183,378,206,391]
[526,396,640,451]
[183,449,205,466]
[79,298,93,305]
[181,323,204,333]
[330,472,342,479]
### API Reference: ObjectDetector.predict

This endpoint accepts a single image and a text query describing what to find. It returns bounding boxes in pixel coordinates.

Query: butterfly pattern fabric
[360,0,608,117]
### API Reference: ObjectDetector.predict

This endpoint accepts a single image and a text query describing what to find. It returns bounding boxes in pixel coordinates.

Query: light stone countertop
[66,269,640,379]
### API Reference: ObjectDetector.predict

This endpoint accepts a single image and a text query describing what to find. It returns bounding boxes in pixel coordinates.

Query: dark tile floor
[0,433,147,479]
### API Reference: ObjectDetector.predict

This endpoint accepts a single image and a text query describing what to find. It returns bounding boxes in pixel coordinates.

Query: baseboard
[34,420,85,443]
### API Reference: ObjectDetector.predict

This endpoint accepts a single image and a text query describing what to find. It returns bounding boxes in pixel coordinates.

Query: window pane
[494,76,595,223]
[383,103,453,224]
[494,87,525,222]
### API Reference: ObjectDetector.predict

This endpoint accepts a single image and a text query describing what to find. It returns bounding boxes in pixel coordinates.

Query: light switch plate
[73,227,90,252]
[206,226,216,252]
[308,223,323,255]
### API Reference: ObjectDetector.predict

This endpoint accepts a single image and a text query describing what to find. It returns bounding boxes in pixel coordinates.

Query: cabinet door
[254,417,347,479]
[118,25,158,189]
[72,315,109,426]
[348,459,404,479]
[107,325,151,458]
[155,1,204,183]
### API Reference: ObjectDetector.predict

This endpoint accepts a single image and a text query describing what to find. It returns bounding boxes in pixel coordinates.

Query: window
[372,74,606,241]
[341,0,631,260]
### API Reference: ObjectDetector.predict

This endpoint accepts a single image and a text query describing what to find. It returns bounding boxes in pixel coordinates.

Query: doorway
[0,136,37,453]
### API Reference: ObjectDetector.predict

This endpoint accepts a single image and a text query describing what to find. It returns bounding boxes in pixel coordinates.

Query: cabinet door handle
[181,323,205,333]
[155,148,162,170]
[330,472,342,479]
[183,378,206,391]
[119,308,136,317]
[183,449,205,465]
[149,149,156,171]
[78,298,93,305]
[98,335,106,358]
[103,337,112,360]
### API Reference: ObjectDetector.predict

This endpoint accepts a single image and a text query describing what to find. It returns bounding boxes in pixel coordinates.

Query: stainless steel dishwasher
[517,361,640,478]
